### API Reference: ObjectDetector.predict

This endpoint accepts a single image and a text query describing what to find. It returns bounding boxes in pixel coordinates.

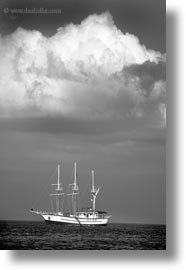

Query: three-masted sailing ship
[30,162,111,226]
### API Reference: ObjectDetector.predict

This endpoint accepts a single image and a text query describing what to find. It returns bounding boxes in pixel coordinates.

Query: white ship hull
[42,214,109,226]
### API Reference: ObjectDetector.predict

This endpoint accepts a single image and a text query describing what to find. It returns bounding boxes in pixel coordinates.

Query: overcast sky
[0,0,166,223]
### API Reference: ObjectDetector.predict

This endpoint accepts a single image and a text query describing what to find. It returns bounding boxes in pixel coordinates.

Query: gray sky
[0,0,166,223]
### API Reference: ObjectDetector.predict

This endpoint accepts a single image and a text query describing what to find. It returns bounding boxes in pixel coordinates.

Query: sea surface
[0,221,166,250]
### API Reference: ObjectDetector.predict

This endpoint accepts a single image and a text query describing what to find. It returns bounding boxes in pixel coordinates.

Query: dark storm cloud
[125,61,166,89]
[0,111,165,137]
[124,60,166,98]
[0,117,119,135]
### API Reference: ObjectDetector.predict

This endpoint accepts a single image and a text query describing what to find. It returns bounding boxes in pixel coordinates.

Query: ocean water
[0,221,166,250]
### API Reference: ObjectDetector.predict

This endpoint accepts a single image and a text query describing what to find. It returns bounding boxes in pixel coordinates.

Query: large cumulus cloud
[0,12,166,125]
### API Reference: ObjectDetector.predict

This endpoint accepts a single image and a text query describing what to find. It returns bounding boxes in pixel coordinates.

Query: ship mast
[50,164,64,214]
[91,170,100,212]
[68,162,79,215]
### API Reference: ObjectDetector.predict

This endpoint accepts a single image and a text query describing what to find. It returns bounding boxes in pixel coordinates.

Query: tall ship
[30,162,111,226]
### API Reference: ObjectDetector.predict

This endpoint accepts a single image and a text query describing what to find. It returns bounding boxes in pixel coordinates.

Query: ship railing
[75,211,110,219]
[30,209,64,216]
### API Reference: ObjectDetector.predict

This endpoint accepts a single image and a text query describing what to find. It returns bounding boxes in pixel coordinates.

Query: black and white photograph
[0,0,166,251]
